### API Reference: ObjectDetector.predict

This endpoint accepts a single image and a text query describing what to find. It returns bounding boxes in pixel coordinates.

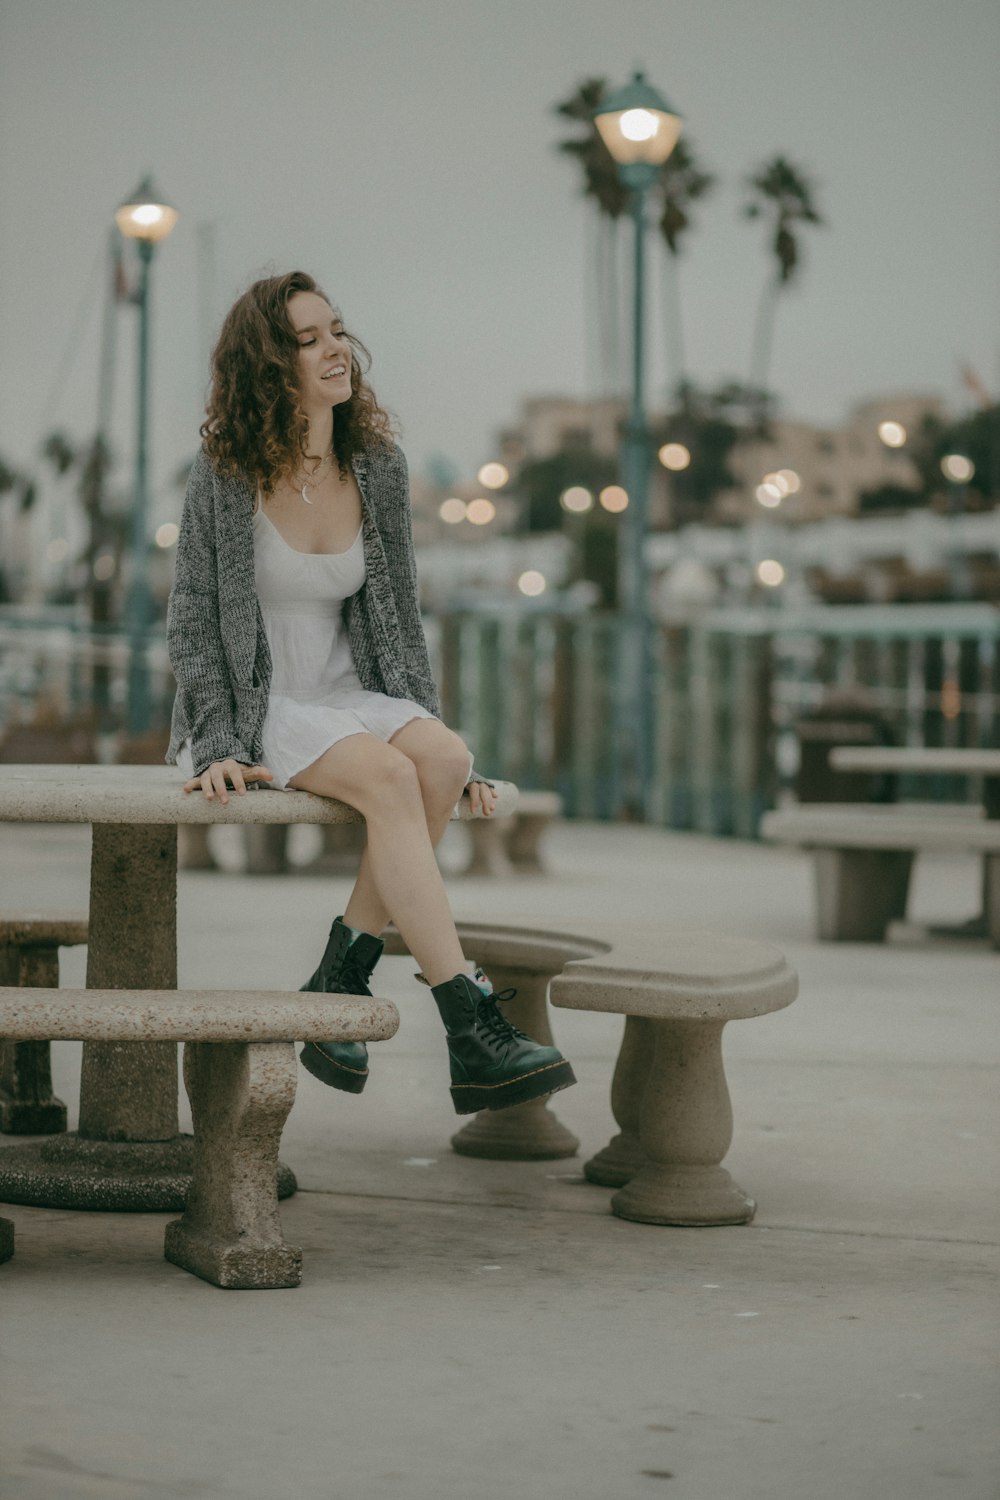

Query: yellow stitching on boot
[450,1061,570,1090]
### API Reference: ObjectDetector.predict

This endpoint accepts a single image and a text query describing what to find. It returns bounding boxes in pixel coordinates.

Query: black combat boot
[299,916,385,1093]
[428,968,576,1114]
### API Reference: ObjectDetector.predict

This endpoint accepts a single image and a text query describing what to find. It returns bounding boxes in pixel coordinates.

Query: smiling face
[287,290,353,416]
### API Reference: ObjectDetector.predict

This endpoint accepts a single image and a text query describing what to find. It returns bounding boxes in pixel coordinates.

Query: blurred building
[492,391,946,527]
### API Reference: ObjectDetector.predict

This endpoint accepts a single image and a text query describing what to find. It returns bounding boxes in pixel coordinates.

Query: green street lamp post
[593,73,682,819]
[114,177,179,736]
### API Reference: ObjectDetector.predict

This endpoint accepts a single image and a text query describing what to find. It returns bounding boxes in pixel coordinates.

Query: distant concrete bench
[462,791,564,877]
[0,987,398,1288]
[761,803,1000,945]
[0,916,88,1135]
[551,930,798,1225]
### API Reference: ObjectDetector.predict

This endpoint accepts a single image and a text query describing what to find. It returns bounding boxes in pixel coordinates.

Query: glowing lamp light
[599,485,629,513]
[466,497,496,525]
[878,421,907,448]
[593,73,683,168]
[658,443,690,471]
[941,454,975,483]
[439,497,467,524]
[477,462,509,490]
[755,483,783,508]
[93,552,116,581]
[155,522,179,548]
[518,570,547,597]
[114,178,179,244]
[756,559,785,588]
[560,486,593,513]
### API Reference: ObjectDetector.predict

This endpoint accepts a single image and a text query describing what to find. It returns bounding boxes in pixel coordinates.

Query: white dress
[178,498,467,791]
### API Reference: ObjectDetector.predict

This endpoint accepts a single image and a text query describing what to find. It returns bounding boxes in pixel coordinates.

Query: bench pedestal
[610,1020,754,1225]
[0,920,86,1135]
[165,1041,301,1290]
[583,1015,652,1187]
[451,969,578,1160]
[0,1215,12,1262]
[815,849,912,941]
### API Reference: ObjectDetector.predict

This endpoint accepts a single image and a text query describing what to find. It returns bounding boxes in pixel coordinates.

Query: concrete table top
[0,764,518,825]
[830,746,1000,776]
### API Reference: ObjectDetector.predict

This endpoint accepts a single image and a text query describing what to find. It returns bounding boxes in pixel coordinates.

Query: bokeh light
[941,454,975,483]
[599,485,629,513]
[517,570,547,597]
[155,522,179,548]
[755,483,783,508]
[46,538,69,563]
[466,498,496,525]
[756,559,785,587]
[878,421,907,448]
[477,462,509,490]
[658,442,691,471]
[439,497,467,524]
[776,468,801,493]
[560,486,593,513]
[93,552,116,581]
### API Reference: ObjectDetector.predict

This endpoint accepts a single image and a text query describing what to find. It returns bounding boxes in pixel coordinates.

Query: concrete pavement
[0,817,997,1500]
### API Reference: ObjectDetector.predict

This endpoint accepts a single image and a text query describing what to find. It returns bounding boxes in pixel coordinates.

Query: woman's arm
[167,453,255,775]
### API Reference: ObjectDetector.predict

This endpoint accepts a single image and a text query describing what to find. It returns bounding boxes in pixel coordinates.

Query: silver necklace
[296,452,334,505]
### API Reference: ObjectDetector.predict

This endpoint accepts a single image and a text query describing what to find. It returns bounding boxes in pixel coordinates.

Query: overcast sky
[1,0,997,525]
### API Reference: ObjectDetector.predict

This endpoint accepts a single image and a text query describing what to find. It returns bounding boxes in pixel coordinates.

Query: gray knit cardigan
[166,441,470,782]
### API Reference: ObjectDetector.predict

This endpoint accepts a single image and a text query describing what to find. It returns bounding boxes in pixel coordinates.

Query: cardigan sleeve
[166,453,255,775]
[382,445,442,718]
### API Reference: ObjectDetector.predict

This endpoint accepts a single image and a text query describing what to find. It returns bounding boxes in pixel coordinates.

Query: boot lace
[476,989,532,1044]
[324,955,372,996]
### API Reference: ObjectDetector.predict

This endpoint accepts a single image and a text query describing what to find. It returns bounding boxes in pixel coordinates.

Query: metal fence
[3,602,999,835]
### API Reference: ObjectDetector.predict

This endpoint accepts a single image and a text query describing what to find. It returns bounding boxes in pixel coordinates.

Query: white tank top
[252,500,366,699]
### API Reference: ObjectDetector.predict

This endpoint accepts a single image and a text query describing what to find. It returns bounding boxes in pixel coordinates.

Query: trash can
[795,691,896,804]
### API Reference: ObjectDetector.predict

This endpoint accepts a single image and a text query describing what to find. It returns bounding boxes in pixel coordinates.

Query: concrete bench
[0,916,88,1135]
[0,987,398,1288]
[550,930,798,1225]
[462,791,564,877]
[761,803,1000,945]
[177,780,535,876]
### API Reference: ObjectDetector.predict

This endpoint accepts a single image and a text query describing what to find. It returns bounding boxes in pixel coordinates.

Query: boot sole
[450,1060,577,1115]
[299,1043,369,1095]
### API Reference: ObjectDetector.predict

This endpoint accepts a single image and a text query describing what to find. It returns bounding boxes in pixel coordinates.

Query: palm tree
[742,156,824,400]
[555,79,715,395]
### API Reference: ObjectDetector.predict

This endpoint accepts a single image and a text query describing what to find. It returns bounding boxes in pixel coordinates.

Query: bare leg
[289,731,470,987]
[340,719,472,939]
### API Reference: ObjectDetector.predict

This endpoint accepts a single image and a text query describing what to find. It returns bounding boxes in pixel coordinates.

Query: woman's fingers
[467,781,498,817]
[181,761,275,802]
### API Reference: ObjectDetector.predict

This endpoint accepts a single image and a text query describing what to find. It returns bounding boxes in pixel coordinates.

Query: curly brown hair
[200,270,395,493]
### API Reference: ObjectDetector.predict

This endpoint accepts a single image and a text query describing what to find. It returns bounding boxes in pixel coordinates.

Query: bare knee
[413,730,472,803]
[362,748,422,815]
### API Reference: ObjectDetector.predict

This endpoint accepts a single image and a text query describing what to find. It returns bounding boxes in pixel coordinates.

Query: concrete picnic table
[0,764,517,1210]
[830,746,1000,817]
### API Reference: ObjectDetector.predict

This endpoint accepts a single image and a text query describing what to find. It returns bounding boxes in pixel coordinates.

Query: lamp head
[115,176,179,244]
[593,72,683,169]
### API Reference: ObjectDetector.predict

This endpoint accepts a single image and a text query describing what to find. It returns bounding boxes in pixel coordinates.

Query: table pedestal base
[0,1134,297,1211]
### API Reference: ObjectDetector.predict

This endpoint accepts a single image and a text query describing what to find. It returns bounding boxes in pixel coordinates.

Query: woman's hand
[465,780,497,818]
[183,760,274,805]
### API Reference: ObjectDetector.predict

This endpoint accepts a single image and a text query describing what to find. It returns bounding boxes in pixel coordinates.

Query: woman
[166,270,575,1114]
